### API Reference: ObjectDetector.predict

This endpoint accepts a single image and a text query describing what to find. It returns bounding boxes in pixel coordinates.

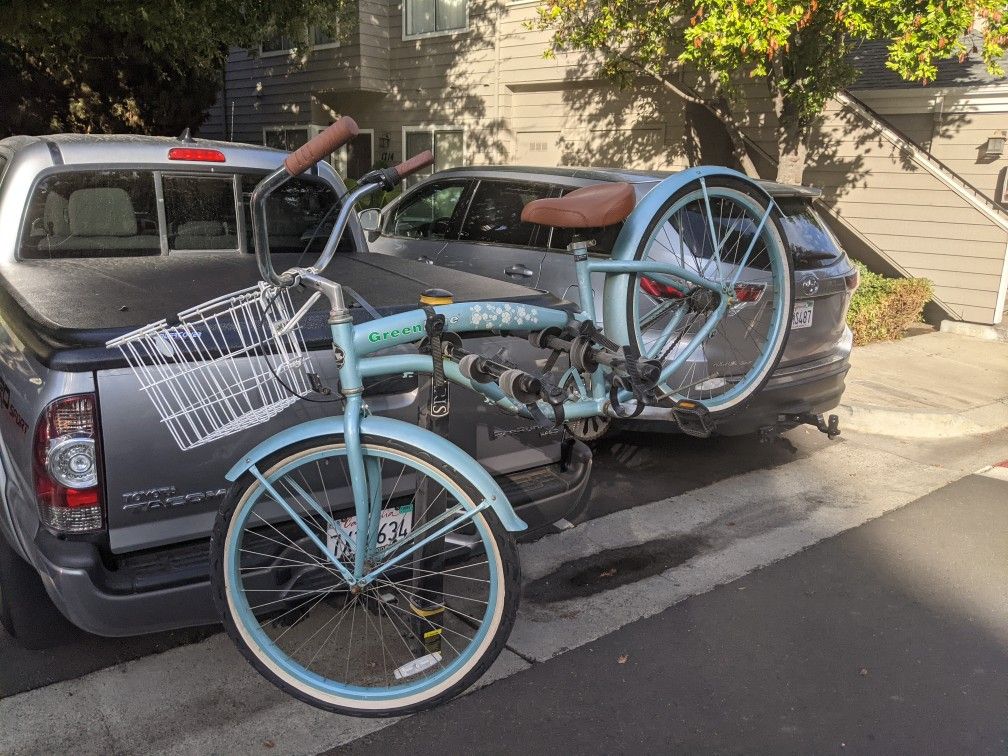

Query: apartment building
[201,1,1008,325]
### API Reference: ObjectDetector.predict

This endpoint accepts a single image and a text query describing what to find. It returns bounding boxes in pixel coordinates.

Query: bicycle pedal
[670,400,715,438]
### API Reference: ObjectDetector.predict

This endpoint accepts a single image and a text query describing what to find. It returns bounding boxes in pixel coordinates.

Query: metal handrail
[839,90,1008,226]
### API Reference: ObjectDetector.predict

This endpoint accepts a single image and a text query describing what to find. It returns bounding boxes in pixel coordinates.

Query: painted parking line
[0,435,984,755]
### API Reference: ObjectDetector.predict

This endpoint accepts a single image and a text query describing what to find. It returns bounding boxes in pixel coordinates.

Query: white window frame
[334,129,376,178]
[262,125,324,150]
[402,126,467,176]
[402,0,469,41]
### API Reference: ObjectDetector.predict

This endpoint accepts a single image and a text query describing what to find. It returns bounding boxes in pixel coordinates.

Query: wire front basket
[108,284,317,451]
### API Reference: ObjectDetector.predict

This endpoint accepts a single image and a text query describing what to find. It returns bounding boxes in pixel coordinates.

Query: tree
[534,0,1008,183]
[1,1,351,137]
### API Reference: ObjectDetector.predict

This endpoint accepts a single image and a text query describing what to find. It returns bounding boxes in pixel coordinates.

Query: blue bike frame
[231,166,780,586]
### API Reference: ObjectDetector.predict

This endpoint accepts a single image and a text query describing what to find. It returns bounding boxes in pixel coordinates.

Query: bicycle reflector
[640,276,684,299]
[168,147,226,163]
[33,394,104,533]
[732,283,766,303]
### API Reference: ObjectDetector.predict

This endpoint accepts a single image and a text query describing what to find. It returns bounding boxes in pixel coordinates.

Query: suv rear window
[776,198,843,267]
[22,170,160,259]
[21,169,344,259]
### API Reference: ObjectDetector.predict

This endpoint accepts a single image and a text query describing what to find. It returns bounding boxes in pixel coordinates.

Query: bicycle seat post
[566,237,595,261]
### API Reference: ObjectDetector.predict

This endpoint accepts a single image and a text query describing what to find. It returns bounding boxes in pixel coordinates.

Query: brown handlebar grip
[393,150,435,181]
[283,116,360,176]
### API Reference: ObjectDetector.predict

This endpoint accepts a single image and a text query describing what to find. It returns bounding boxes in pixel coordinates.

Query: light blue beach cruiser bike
[110,117,793,716]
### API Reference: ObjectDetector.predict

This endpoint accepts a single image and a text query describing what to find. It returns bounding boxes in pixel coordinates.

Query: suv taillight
[33,394,104,533]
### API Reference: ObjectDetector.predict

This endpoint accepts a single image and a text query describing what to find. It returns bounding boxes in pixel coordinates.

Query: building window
[404,0,467,38]
[336,131,375,180]
[403,127,464,183]
[260,27,338,55]
[263,126,321,151]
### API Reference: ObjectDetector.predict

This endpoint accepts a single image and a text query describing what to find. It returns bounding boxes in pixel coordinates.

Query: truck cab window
[164,175,239,251]
[21,170,159,259]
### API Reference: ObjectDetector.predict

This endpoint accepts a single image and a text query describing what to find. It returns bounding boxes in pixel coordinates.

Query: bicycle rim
[626,179,792,414]
[219,440,511,713]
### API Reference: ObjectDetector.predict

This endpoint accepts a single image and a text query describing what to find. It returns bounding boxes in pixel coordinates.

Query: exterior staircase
[744,90,1008,325]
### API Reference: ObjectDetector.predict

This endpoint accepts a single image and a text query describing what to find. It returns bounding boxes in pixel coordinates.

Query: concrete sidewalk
[836,330,1008,438]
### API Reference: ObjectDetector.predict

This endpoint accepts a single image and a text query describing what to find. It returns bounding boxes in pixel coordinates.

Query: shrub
[846,262,932,346]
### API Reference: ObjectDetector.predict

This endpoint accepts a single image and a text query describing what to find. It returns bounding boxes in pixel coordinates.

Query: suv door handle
[505,264,534,279]
[418,255,434,264]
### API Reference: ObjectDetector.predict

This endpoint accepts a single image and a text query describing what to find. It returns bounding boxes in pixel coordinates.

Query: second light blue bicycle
[110,117,794,716]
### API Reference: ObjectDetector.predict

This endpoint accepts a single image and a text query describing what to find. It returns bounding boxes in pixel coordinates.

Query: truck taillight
[33,394,104,534]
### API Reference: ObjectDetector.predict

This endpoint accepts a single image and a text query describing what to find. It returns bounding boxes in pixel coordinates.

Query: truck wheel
[0,534,77,649]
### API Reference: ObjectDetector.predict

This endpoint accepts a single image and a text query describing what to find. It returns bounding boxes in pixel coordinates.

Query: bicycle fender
[608,166,772,263]
[224,415,527,532]
[602,166,774,348]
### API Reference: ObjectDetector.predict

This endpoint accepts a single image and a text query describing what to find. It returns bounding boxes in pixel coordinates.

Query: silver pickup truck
[0,134,591,647]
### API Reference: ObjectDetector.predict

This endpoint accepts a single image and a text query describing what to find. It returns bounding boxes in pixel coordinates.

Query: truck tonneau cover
[0,253,567,371]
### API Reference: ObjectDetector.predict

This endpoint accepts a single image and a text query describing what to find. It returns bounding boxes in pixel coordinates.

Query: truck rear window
[21,169,344,259]
[22,170,160,259]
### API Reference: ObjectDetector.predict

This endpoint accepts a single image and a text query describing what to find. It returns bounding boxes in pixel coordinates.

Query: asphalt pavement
[341,469,1008,754]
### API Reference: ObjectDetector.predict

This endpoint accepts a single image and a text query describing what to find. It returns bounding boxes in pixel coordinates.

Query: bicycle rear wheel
[210,434,520,717]
[617,176,793,416]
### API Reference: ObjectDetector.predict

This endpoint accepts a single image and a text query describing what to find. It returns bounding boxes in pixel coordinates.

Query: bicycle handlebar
[391,150,434,182]
[284,116,359,176]
[251,114,433,288]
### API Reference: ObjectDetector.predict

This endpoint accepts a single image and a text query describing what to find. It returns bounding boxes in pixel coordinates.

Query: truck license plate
[792,300,814,329]
[327,505,414,560]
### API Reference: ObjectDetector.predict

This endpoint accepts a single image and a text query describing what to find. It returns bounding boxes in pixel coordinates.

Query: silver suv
[364,166,856,437]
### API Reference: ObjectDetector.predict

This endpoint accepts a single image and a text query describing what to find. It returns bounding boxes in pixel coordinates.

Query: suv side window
[385,181,468,240]
[458,180,552,247]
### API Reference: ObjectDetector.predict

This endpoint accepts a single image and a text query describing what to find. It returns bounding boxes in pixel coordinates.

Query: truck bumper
[32,442,592,637]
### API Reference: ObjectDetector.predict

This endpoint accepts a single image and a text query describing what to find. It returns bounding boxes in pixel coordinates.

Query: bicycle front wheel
[618,176,794,416]
[210,434,520,717]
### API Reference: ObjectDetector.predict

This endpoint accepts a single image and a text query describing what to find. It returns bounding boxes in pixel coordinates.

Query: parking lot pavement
[2,428,1008,753]
[342,470,1008,754]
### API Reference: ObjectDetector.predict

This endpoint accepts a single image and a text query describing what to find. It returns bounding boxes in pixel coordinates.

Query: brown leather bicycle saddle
[521,182,635,229]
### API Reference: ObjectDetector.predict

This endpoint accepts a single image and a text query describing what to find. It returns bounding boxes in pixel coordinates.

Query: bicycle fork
[330,283,449,653]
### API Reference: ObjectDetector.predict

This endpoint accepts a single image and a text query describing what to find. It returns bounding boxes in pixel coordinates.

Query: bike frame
[235,165,777,586]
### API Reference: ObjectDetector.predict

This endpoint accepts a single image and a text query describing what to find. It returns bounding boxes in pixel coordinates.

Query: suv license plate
[792,300,814,329]
[327,505,414,560]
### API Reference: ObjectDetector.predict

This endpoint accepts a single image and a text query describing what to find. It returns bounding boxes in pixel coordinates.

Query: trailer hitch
[759,412,840,444]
